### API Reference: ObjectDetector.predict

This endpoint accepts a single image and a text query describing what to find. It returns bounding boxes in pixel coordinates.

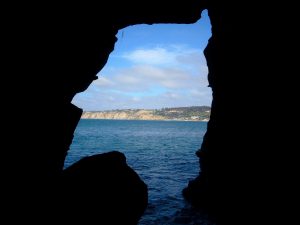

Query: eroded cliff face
[82,110,165,120]
[81,106,211,121]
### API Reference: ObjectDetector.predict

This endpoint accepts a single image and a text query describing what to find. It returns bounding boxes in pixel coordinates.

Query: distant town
[82,106,211,121]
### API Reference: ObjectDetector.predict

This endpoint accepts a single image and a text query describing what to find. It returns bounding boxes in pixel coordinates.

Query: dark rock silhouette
[182,2,290,225]
[2,1,288,224]
[62,151,148,225]
[3,2,206,224]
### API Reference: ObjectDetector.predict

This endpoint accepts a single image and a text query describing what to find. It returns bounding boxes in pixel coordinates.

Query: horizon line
[83,105,211,112]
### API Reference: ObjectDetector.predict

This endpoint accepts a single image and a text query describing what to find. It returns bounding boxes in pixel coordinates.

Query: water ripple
[66,120,215,224]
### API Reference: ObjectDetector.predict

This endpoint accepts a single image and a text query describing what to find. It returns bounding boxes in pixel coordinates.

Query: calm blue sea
[65,119,214,225]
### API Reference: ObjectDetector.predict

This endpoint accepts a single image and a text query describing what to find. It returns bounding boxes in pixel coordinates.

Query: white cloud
[94,77,114,87]
[73,88,211,111]
[96,64,207,93]
[122,46,206,68]
[163,92,180,99]
[72,45,212,111]
[115,73,141,85]
[132,96,141,102]
[108,96,115,101]
[123,48,175,65]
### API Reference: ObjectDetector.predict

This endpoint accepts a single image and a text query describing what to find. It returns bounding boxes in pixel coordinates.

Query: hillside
[82,106,211,121]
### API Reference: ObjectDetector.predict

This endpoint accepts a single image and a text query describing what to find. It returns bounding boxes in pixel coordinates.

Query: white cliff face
[81,110,165,120]
[81,107,211,121]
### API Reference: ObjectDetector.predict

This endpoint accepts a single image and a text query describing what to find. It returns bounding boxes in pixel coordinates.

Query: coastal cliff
[82,106,211,121]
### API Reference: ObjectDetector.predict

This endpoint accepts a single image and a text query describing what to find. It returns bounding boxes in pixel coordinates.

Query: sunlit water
[66,119,215,225]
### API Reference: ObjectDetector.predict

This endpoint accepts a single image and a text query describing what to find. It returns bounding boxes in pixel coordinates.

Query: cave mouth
[68,10,213,225]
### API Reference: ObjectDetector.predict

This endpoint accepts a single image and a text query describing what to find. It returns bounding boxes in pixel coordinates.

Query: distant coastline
[81,106,210,122]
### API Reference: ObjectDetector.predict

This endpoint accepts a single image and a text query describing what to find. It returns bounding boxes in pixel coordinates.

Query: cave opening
[67,10,213,225]
[4,2,280,225]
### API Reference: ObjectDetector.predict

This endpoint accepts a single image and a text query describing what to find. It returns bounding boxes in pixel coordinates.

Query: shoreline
[80,118,209,122]
[81,106,211,122]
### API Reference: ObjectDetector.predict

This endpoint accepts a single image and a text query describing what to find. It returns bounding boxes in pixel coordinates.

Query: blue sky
[72,10,212,111]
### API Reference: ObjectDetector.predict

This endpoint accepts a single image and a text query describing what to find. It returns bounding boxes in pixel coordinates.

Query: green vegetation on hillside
[83,106,211,121]
[153,106,211,121]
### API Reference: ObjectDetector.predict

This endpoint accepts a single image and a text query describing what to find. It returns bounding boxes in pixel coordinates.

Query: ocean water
[65,119,215,225]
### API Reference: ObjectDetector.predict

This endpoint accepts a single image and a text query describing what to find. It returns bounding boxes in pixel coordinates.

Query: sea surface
[65,119,215,225]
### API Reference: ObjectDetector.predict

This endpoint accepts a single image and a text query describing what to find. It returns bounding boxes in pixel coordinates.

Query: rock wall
[3,1,286,224]
[184,3,286,224]
[3,2,206,224]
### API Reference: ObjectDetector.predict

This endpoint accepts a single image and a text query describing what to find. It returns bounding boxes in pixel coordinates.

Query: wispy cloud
[123,47,175,65]
[122,45,206,68]
[73,45,211,111]
[95,77,115,87]
[96,64,206,92]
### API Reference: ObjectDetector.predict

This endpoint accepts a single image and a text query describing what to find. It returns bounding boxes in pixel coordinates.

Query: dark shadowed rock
[3,1,292,224]
[3,2,206,224]
[61,151,148,225]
